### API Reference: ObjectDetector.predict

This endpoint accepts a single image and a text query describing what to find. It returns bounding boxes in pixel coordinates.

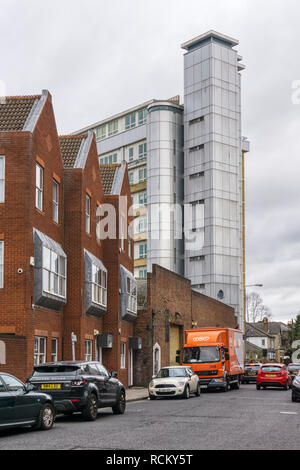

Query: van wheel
[112,390,126,415]
[183,385,190,399]
[82,393,98,421]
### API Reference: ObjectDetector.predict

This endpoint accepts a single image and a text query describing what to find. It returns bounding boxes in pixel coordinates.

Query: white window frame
[36,163,43,211]
[85,340,93,362]
[108,120,118,136]
[139,243,147,259]
[138,109,147,125]
[96,125,106,141]
[126,277,137,313]
[138,192,147,206]
[129,147,134,162]
[138,216,147,233]
[42,246,67,298]
[0,241,3,289]
[0,156,5,203]
[138,143,147,159]
[129,172,134,185]
[51,338,58,362]
[34,336,46,365]
[138,168,147,183]
[91,264,107,307]
[52,180,59,223]
[86,194,91,234]
[120,342,126,369]
[125,113,136,130]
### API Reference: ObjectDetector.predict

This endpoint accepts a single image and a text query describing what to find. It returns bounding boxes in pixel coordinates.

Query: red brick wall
[0,335,28,382]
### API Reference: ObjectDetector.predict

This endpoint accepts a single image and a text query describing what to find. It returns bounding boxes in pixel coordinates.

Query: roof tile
[0,95,41,132]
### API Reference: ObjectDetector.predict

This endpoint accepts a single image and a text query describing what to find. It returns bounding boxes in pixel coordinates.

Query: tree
[246,291,272,323]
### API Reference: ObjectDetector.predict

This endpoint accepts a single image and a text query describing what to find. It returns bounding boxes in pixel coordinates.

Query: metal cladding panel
[97,125,147,154]
[183,37,244,327]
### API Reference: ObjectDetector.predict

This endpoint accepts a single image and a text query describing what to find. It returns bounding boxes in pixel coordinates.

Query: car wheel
[195,383,201,397]
[34,403,54,431]
[292,393,297,402]
[112,390,126,415]
[149,395,156,400]
[256,384,261,390]
[183,385,190,399]
[284,381,289,391]
[82,393,98,421]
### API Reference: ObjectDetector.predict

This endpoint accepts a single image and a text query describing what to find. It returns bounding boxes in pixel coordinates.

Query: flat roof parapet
[181,30,239,52]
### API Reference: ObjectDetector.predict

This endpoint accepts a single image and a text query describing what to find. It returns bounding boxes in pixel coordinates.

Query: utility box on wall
[97,333,114,349]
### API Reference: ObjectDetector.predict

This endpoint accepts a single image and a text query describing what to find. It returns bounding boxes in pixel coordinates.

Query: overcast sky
[1,0,299,323]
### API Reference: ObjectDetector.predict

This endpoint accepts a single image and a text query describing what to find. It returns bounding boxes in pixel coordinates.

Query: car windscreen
[32,366,80,375]
[245,365,260,370]
[183,346,220,364]
[156,368,188,378]
[288,365,300,370]
[261,366,282,372]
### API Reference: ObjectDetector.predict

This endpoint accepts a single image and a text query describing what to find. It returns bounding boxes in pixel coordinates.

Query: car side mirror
[25,384,34,393]
[225,353,230,361]
[111,371,118,378]
[176,355,181,364]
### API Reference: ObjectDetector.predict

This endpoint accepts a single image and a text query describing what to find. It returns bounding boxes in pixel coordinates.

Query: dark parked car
[241,363,262,384]
[0,372,55,431]
[291,371,300,402]
[287,363,300,381]
[27,361,126,421]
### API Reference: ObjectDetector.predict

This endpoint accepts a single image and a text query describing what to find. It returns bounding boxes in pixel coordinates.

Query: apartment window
[51,338,58,362]
[129,147,134,162]
[86,194,91,234]
[125,113,136,130]
[138,109,147,125]
[138,168,147,183]
[262,339,265,347]
[120,216,126,251]
[138,216,147,233]
[120,342,126,369]
[85,340,93,362]
[0,156,5,202]
[42,246,67,298]
[35,163,43,211]
[0,241,3,288]
[127,277,137,313]
[108,120,118,136]
[139,269,147,279]
[92,264,107,307]
[95,125,106,141]
[190,255,205,262]
[52,180,59,223]
[129,172,134,185]
[139,192,147,206]
[100,153,117,165]
[34,337,46,365]
[139,243,147,259]
[189,116,204,125]
[192,284,205,290]
[138,143,147,159]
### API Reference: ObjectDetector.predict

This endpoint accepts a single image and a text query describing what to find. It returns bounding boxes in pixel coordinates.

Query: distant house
[246,322,275,361]
[250,318,290,362]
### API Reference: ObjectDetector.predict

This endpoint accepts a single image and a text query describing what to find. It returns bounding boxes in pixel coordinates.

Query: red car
[256,363,292,390]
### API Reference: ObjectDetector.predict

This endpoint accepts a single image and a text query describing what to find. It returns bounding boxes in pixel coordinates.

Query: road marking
[280,412,298,415]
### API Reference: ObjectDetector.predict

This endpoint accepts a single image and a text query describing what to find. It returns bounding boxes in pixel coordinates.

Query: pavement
[126,387,148,402]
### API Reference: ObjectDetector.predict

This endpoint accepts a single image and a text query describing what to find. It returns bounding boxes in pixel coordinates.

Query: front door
[170,324,181,366]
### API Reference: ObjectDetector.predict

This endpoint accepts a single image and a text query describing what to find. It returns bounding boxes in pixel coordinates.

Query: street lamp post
[244,284,263,361]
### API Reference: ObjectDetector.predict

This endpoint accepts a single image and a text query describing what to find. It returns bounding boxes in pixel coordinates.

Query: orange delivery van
[179,328,244,392]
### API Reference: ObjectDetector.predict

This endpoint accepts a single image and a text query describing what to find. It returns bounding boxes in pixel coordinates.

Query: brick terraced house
[0,91,138,386]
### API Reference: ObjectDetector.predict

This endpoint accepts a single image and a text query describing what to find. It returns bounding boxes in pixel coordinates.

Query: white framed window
[0,241,3,288]
[138,143,147,159]
[35,163,43,211]
[138,168,147,183]
[139,243,147,259]
[138,192,147,206]
[126,277,137,313]
[139,269,147,279]
[129,172,134,185]
[42,246,66,298]
[85,340,93,362]
[92,264,107,307]
[86,194,91,234]
[51,338,58,362]
[138,216,147,233]
[129,147,134,162]
[34,337,46,365]
[125,113,136,130]
[108,120,118,136]
[120,342,126,369]
[0,156,5,203]
[52,180,59,223]
[96,125,106,141]
[138,109,147,125]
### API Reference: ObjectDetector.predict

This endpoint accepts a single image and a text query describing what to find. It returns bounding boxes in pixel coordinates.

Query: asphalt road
[0,384,299,450]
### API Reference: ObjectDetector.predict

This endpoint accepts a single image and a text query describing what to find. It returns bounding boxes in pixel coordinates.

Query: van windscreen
[183,346,220,364]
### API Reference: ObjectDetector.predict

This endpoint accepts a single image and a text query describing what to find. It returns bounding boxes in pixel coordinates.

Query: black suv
[241,363,262,384]
[27,361,126,421]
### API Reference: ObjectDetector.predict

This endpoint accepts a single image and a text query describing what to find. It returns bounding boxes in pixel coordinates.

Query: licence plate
[200,385,208,389]
[248,372,256,376]
[266,374,277,377]
[159,389,173,393]
[41,384,61,389]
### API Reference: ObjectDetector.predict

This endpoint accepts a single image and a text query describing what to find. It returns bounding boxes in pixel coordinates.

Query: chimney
[263,317,269,333]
